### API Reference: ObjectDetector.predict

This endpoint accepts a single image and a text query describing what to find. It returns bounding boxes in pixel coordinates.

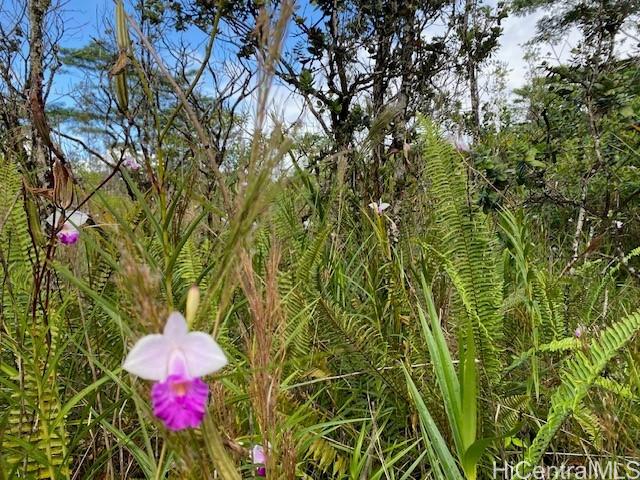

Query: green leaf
[403,366,464,480]
[417,279,464,455]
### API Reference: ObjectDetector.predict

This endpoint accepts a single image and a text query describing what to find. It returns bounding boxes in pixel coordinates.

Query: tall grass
[1,3,639,479]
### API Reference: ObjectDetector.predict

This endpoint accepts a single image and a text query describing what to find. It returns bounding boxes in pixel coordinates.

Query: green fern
[523,310,640,470]
[531,271,566,342]
[3,327,69,479]
[0,158,70,479]
[173,236,202,297]
[419,122,503,379]
[506,337,581,372]
[316,298,390,373]
[573,405,603,449]
[594,377,637,401]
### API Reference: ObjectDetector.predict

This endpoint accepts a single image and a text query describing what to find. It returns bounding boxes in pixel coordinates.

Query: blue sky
[53,1,556,85]
[49,0,594,128]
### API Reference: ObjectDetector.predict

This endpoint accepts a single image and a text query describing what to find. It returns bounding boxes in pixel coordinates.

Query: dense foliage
[0,0,639,478]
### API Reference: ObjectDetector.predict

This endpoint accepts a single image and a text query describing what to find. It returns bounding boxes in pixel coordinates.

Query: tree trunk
[28,0,63,170]
[463,0,481,139]
[468,58,481,139]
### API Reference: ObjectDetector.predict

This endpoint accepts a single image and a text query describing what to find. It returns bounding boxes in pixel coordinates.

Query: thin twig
[126,13,232,212]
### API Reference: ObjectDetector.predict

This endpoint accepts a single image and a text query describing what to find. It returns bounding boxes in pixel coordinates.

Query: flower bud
[53,159,74,209]
[186,285,200,327]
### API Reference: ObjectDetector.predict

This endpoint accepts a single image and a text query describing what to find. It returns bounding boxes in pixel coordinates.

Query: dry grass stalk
[239,245,295,479]
[118,254,166,332]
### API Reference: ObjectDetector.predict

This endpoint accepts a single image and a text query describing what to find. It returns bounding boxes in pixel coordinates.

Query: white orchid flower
[46,209,89,245]
[123,312,228,381]
[368,201,390,214]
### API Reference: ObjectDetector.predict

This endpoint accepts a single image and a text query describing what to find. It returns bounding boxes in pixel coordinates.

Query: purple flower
[151,373,209,431]
[123,312,228,430]
[575,325,585,338]
[57,227,80,245]
[251,444,267,477]
[122,153,141,171]
[46,210,89,246]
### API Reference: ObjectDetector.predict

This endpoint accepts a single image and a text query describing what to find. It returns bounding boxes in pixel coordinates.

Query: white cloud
[494,11,584,92]
[267,82,308,127]
[495,11,637,93]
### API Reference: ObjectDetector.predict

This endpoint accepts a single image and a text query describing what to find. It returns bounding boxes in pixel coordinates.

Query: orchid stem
[155,442,167,480]
[202,415,241,480]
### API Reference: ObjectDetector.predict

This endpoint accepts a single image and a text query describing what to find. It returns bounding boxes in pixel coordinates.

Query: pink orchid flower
[251,444,267,477]
[122,153,141,171]
[454,137,471,153]
[574,325,585,338]
[368,201,390,214]
[123,312,228,431]
[446,134,472,153]
[46,210,89,245]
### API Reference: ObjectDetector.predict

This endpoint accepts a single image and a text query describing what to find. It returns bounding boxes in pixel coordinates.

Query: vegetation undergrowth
[1,0,639,478]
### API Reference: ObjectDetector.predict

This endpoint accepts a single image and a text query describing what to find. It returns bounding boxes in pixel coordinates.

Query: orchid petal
[164,312,189,339]
[46,210,64,226]
[57,227,80,245]
[60,223,79,233]
[123,334,172,380]
[368,202,378,211]
[151,375,208,430]
[46,210,88,228]
[378,202,390,211]
[67,211,89,227]
[251,445,266,463]
[167,349,189,377]
[179,332,228,378]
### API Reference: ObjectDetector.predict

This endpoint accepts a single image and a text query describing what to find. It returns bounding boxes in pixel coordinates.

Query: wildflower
[368,201,390,214]
[251,444,267,477]
[453,137,471,153]
[122,152,141,171]
[46,210,89,245]
[303,218,311,230]
[123,312,228,431]
[446,134,471,153]
[574,325,584,338]
[614,220,623,229]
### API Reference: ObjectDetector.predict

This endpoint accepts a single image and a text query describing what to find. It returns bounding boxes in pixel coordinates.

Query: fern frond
[532,271,566,342]
[173,236,202,294]
[594,377,637,401]
[497,395,530,432]
[419,122,503,380]
[586,246,640,324]
[573,405,603,449]
[506,337,581,372]
[523,310,640,469]
[278,273,314,360]
[0,158,69,478]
